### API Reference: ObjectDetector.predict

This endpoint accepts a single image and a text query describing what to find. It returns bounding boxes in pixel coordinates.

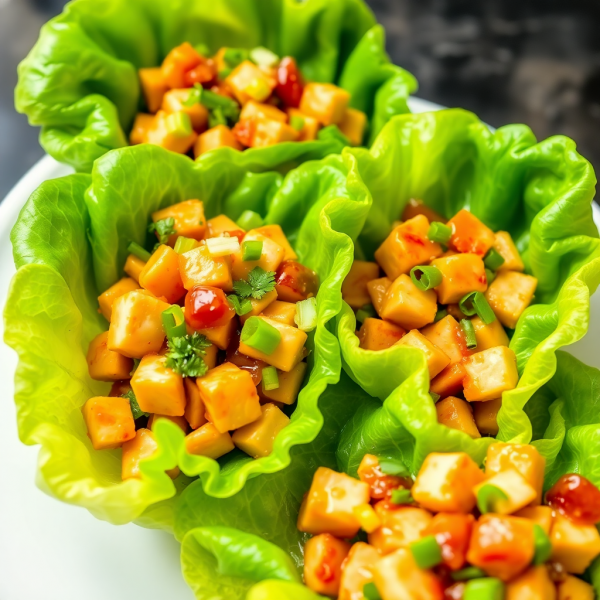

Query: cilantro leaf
[148,217,176,245]
[122,389,148,420]
[165,332,211,378]
[227,294,253,316]
[233,267,276,300]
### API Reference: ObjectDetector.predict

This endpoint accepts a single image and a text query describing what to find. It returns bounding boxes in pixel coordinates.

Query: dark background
[1,0,599,200]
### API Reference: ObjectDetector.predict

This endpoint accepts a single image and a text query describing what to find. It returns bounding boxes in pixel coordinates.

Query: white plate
[0,97,598,600]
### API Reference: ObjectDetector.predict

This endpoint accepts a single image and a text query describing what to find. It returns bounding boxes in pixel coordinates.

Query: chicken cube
[514,506,553,534]
[87,331,133,382]
[207,214,241,238]
[472,398,502,436]
[342,261,380,309]
[421,315,472,364]
[139,244,186,303]
[130,113,155,145]
[194,125,242,158]
[152,199,206,244]
[338,542,380,600]
[230,231,284,281]
[253,224,297,261]
[436,396,480,439]
[261,362,307,404]
[299,83,351,126]
[338,108,367,146]
[430,254,487,304]
[250,116,299,147]
[358,318,406,351]
[162,89,209,133]
[430,363,467,399]
[474,469,537,514]
[505,566,556,600]
[550,514,600,574]
[260,300,297,326]
[147,413,188,434]
[197,316,238,350]
[493,231,524,272]
[146,110,198,154]
[463,346,519,402]
[98,277,140,321]
[471,316,509,351]
[82,396,136,450]
[139,67,168,113]
[161,42,203,89]
[124,254,146,283]
[367,277,392,315]
[380,274,438,330]
[485,271,537,329]
[178,244,233,291]
[557,576,594,600]
[122,428,162,480]
[304,534,351,597]
[232,403,290,458]
[226,60,275,104]
[287,108,321,141]
[447,209,495,256]
[240,101,287,123]
[394,329,450,379]
[184,422,235,459]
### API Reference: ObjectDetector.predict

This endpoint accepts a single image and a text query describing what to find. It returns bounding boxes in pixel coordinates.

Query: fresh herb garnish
[148,217,176,245]
[233,266,276,300]
[165,332,211,377]
[122,389,148,420]
[228,294,253,316]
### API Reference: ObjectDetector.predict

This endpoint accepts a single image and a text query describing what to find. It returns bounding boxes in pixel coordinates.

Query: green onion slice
[237,210,263,231]
[223,47,249,68]
[208,106,228,128]
[295,297,317,332]
[242,240,263,261]
[127,241,151,262]
[262,366,280,391]
[427,222,452,245]
[484,248,505,271]
[174,236,197,254]
[379,459,410,476]
[290,115,306,132]
[459,291,497,325]
[485,268,496,285]
[532,524,552,565]
[390,489,414,505]
[463,578,505,600]
[165,111,192,137]
[460,319,477,350]
[434,307,448,322]
[161,306,187,339]
[241,317,281,355]
[410,535,443,569]
[452,567,487,581]
[410,265,443,291]
[430,391,441,403]
[362,582,382,600]
[356,304,377,324]
[228,295,253,316]
[476,483,509,514]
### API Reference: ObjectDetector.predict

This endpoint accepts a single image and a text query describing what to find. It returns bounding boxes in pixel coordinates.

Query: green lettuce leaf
[246,581,325,600]
[16,0,417,172]
[335,109,600,475]
[4,142,371,526]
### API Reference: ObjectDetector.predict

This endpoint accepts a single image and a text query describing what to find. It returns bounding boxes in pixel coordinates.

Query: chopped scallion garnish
[430,391,441,403]
[390,488,414,505]
[484,247,505,271]
[460,318,477,349]
[165,111,192,137]
[242,240,263,261]
[451,567,487,582]
[485,268,496,285]
[463,578,505,600]
[206,235,240,257]
[459,291,496,324]
[410,535,443,569]
[356,304,377,323]
[127,241,151,262]
[434,307,448,322]
[410,265,442,291]
[294,297,317,332]
[174,236,197,254]
[290,115,306,132]
[532,524,553,565]
[161,306,187,339]
[241,316,281,355]
[379,459,410,476]
[427,221,452,245]
[227,294,253,316]
[262,366,280,391]
[476,483,508,514]
[362,582,382,600]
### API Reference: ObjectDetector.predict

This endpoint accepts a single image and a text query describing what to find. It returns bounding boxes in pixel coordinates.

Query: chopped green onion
[532,524,552,565]
[161,306,187,339]
[362,582,382,600]
[165,111,192,137]
[123,389,148,420]
[485,268,496,285]
[127,241,151,262]
[390,489,414,505]
[218,68,232,80]
[434,307,448,322]
[290,115,306,132]
[206,236,240,257]
[208,106,228,128]
[430,391,441,403]
[410,535,443,569]
[379,459,410,476]
[242,240,263,261]
[194,43,210,57]
[484,248,505,271]
[186,85,240,119]
[459,291,497,325]
[460,319,477,350]
[223,47,249,68]
[356,304,377,323]
[174,236,197,254]
[410,265,443,291]
[237,210,263,231]
[228,295,253,316]
[427,222,452,245]
[452,567,487,581]
[477,484,509,514]
[295,297,318,332]
[463,578,504,600]
[262,366,280,391]
[241,316,281,354]
[249,46,280,68]
[317,125,351,146]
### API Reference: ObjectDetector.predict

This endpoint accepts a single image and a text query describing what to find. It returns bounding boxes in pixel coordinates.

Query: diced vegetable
[557,575,595,600]
[98,276,140,321]
[121,428,165,480]
[304,534,351,596]
[425,512,474,571]
[87,331,133,381]
[184,422,235,459]
[338,108,367,146]
[375,216,443,280]
[466,515,535,581]
[463,346,519,402]
[421,315,472,364]
[402,198,446,224]
[471,316,509,350]
[297,467,370,537]
[226,60,275,104]
[493,231,524,272]
[394,330,451,379]
[162,89,209,132]
[240,316,307,371]
[146,110,198,154]
[410,535,443,569]
[161,42,203,89]
[107,290,169,358]
[427,222,452,245]
[139,67,169,113]
[152,199,206,243]
[430,254,487,304]
[447,209,495,256]
[194,125,242,157]
[231,403,290,458]
[139,244,186,303]
[130,353,186,416]
[275,57,304,108]
[380,274,438,330]
[485,443,546,506]
[472,398,502,436]
[358,318,406,351]
[231,231,284,280]
[550,514,600,574]
[352,503,382,533]
[207,214,241,238]
[179,244,233,291]
[367,277,392,314]
[463,578,504,600]
[485,271,538,329]
[185,286,236,330]
[430,362,467,399]
[261,362,307,404]
[124,254,146,283]
[275,260,319,303]
[240,316,282,355]
[338,542,379,600]
[474,469,537,514]
[183,378,207,430]
[342,261,380,309]
[435,396,480,438]
[82,396,136,450]
[128,242,152,262]
[299,83,351,126]
[412,452,484,513]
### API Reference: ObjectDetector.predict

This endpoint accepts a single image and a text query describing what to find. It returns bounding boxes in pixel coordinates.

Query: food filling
[83,200,319,480]
[343,200,538,439]
[297,447,600,600]
[132,43,366,157]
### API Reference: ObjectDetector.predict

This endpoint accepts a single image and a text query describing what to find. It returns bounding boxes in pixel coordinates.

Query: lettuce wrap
[334,109,600,476]
[4,142,372,527]
[15,0,417,173]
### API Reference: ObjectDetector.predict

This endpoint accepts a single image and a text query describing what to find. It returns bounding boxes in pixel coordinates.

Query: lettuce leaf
[335,109,600,475]
[15,0,417,172]
[4,142,372,526]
